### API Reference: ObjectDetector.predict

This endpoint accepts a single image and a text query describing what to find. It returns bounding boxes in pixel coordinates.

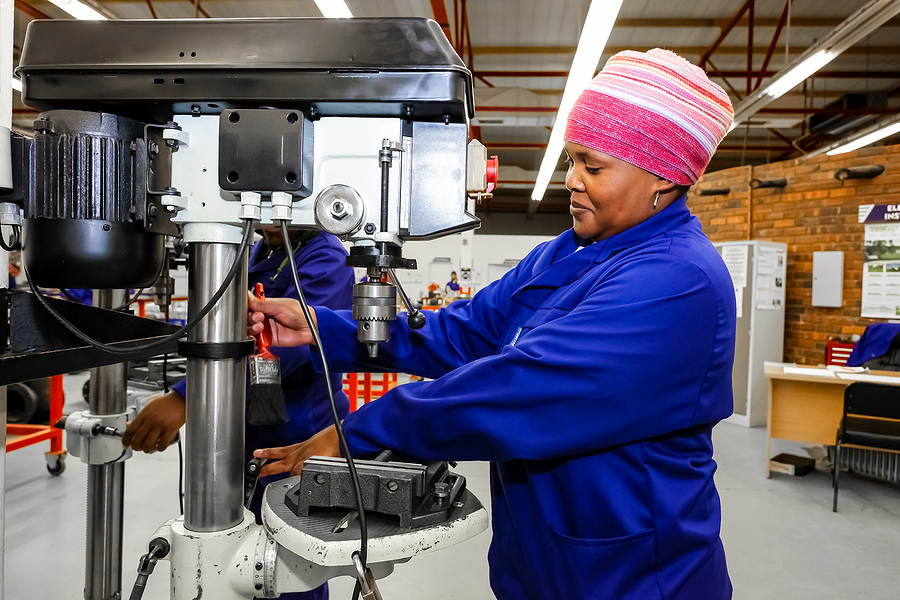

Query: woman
[250,49,736,600]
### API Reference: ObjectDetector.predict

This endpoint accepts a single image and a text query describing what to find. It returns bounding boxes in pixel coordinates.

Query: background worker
[444,270,460,298]
[123,227,355,600]
[249,48,737,600]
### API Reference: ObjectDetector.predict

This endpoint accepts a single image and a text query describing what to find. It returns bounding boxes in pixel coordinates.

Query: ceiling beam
[470,45,899,56]
[15,0,49,19]
[475,69,900,79]
[615,17,900,28]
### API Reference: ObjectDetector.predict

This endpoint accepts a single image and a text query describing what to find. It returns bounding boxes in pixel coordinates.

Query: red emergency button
[486,155,498,193]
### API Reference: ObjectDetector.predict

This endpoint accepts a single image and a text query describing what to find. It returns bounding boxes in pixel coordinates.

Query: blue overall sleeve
[318,253,730,462]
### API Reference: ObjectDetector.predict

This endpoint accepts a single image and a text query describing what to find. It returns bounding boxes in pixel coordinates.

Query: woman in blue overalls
[251,49,737,600]
[124,228,355,600]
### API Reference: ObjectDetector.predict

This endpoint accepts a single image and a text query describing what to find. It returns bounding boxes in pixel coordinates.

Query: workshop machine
[1,17,497,599]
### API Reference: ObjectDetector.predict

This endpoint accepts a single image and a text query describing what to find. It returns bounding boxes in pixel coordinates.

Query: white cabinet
[715,241,788,427]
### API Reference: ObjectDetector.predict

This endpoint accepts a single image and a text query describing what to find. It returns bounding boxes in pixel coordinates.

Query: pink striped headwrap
[564,49,733,185]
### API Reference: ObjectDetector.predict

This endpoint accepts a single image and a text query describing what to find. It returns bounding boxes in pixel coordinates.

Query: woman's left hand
[254,425,341,477]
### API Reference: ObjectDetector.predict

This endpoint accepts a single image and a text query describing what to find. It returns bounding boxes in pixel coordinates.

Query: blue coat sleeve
[308,245,550,378]
[334,254,730,462]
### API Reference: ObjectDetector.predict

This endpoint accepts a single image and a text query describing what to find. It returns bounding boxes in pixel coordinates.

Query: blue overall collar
[590,194,693,264]
[520,195,694,291]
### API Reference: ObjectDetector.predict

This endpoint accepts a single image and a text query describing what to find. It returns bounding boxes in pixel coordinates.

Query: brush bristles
[248,355,288,426]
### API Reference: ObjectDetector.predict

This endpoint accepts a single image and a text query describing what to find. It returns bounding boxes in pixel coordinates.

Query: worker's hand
[122,391,186,453]
[254,425,340,477]
[247,293,318,347]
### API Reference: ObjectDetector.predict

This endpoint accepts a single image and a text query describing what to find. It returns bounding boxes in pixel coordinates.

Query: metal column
[184,242,248,531]
[84,289,128,600]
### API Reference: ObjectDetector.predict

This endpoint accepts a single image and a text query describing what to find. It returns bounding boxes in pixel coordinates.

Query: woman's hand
[122,391,186,453]
[254,425,341,477]
[247,293,318,347]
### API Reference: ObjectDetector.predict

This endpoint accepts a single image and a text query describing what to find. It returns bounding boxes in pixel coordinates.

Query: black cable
[24,220,255,355]
[278,220,370,569]
[59,288,81,303]
[177,436,184,515]
[0,224,20,252]
[113,288,146,312]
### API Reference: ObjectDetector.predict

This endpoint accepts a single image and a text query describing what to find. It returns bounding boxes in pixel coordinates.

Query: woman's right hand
[247,293,318,348]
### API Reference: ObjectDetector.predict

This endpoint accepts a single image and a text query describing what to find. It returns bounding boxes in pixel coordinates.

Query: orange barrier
[6,374,66,473]
[343,373,399,411]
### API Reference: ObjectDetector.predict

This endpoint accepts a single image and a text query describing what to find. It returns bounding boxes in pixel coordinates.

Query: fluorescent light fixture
[730,0,900,129]
[531,0,623,202]
[48,0,107,20]
[314,0,352,18]
[826,115,900,156]
[11,78,21,93]
[763,50,833,100]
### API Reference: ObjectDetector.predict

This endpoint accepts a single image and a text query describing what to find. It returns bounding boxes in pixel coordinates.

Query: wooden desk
[764,364,900,477]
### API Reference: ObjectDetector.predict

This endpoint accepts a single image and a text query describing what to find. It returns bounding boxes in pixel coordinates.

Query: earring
[652,188,660,210]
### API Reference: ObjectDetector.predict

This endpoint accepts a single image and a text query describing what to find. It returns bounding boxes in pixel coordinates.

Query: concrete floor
[4,372,900,599]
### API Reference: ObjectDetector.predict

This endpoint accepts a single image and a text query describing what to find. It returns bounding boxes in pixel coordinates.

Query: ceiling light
[47,0,107,20]
[531,0,623,202]
[730,0,900,129]
[826,117,900,156]
[314,0,352,18]
[762,50,833,100]
[801,113,900,158]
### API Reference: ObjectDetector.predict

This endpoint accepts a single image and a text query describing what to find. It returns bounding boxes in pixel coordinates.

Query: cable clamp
[240,191,262,221]
[270,191,293,222]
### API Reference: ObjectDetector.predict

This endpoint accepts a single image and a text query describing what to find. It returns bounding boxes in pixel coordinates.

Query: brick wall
[691,144,900,365]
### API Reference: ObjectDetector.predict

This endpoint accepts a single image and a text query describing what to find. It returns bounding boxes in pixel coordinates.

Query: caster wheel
[46,454,66,476]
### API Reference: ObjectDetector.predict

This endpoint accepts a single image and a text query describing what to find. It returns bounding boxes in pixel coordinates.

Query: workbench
[764,363,900,477]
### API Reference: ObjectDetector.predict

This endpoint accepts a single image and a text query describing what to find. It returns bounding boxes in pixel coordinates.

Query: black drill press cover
[16,18,474,124]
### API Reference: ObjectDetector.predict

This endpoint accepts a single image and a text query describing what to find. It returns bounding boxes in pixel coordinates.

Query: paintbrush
[247,283,289,426]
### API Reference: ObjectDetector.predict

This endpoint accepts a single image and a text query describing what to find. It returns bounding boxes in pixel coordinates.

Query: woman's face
[564,142,666,241]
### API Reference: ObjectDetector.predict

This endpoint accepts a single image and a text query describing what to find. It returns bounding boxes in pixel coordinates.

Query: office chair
[833,382,900,512]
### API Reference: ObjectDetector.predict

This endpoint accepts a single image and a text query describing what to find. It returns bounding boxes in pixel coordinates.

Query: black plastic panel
[17,18,473,124]
[218,109,314,195]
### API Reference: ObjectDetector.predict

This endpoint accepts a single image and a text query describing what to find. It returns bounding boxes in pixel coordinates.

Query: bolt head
[387,481,399,492]
[314,473,326,484]
[330,200,348,220]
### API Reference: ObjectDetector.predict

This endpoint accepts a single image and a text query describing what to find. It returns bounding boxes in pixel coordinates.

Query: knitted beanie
[564,49,734,185]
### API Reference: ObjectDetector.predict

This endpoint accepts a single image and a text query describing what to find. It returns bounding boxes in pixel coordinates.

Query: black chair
[833,382,900,512]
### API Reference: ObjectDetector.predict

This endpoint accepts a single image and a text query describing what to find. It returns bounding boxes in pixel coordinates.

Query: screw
[255,583,263,590]
[387,481,399,492]
[148,141,159,156]
[433,482,450,498]
[364,222,376,235]
[148,205,158,217]
[255,562,263,571]
[314,473,326,484]
[330,200,348,220]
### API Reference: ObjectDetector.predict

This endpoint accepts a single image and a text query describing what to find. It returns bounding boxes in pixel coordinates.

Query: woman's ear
[657,178,678,193]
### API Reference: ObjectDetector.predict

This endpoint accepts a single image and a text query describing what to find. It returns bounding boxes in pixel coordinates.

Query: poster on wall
[755,246,787,310]
[859,205,900,318]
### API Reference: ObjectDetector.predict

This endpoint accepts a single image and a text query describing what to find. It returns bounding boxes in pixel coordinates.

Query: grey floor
[4,372,900,599]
